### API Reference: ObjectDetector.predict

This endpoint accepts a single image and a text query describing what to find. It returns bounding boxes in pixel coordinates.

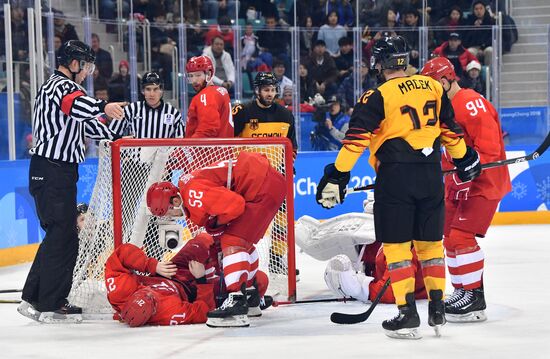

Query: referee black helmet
[141,71,163,89]
[57,40,96,68]
[371,36,409,71]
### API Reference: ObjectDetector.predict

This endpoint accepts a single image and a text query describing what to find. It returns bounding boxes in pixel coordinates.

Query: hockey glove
[204,216,226,237]
[453,146,481,183]
[316,163,350,209]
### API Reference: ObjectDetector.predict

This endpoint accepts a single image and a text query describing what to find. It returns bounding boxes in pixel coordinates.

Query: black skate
[446,287,487,323]
[382,293,421,339]
[207,292,250,328]
[444,287,465,309]
[17,301,42,322]
[428,290,446,337]
[246,287,273,317]
[38,302,83,324]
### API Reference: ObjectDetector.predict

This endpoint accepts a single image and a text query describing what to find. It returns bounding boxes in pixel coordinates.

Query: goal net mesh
[68,139,295,315]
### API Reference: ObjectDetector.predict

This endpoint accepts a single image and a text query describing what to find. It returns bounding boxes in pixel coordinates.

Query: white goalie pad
[324,254,373,303]
[295,212,376,262]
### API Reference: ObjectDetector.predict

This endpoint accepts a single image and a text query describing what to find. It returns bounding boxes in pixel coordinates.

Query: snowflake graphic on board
[536,176,550,207]
[511,181,528,200]
[79,164,98,198]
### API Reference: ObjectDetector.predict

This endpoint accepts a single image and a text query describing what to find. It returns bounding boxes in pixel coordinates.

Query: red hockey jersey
[186,85,234,138]
[178,151,272,228]
[104,243,216,325]
[443,89,511,200]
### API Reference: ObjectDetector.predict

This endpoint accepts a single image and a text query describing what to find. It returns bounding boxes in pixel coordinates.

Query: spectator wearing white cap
[459,60,485,97]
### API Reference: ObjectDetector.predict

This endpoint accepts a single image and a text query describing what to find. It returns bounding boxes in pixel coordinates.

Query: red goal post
[69,137,296,316]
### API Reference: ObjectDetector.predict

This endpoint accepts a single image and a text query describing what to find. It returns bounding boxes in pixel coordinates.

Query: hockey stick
[0,289,22,294]
[348,131,550,194]
[0,299,22,304]
[330,278,391,324]
[273,297,357,307]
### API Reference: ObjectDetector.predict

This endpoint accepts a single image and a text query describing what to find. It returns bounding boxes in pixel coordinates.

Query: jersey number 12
[400,100,438,129]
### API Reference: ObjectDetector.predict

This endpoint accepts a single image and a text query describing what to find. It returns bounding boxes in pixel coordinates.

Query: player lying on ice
[104,234,217,327]
[146,151,286,327]
[295,195,427,304]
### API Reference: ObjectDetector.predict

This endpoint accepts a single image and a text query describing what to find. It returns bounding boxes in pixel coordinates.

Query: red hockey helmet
[421,56,456,82]
[146,181,179,217]
[120,288,157,327]
[186,55,214,76]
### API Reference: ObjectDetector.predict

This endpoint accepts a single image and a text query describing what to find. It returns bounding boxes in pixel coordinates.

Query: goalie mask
[146,181,180,217]
[121,288,157,327]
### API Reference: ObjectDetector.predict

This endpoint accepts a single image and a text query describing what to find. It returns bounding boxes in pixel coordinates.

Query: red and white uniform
[362,243,427,304]
[186,85,234,138]
[178,151,286,293]
[104,242,216,325]
[442,88,511,290]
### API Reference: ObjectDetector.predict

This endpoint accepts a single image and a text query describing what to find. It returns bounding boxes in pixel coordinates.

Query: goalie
[296,195,427,304]
[146,151,286,327]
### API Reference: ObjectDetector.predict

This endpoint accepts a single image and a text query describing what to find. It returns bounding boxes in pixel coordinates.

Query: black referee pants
[22,155,79,312]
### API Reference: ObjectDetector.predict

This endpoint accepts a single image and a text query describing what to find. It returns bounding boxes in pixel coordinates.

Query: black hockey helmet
[77,202,89,215]
[370,36,410,71]
[57,40,96,68]
[253,72,279,96]
[141,71,163,89]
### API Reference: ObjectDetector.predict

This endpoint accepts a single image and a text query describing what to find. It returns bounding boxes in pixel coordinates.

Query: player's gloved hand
[316,163,350,209]
[453,146,481,182]
[448,173,471,200]
[204,216,226,237]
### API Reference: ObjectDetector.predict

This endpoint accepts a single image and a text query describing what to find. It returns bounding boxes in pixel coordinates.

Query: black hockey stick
[348,131,550,194]
[273,297,356,307]
[0,289,22,294]
[330,278,391,324]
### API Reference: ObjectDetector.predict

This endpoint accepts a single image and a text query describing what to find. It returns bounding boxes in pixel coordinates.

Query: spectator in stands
[91,34,114,80]
[325,0,355,28]
[434,6,465,46]
[317,11,347,56]
[337,58,373,109]
[464,0,494,66]
[201,0,236,20]
[311,95,350,151]
[202,35,236,92]
[53,9,79,43]
[279,85,317,113]
[10,6,28,61]
[299,63,315,104]
[399,7,421,68]
[239,0,279,21]
[204,15,234,56]
[459,60,485,97]
[93,67,109,93]
[54,35,62,67]
[108,60,133,102]
[375,6,400,31]
[94,86,109,102]
[357,0,380,27]
[272,59,293,96]
[333,37,354,81]
[300,16,316,58]
[305,39,339,98]
[258,15,290,68]
[432,32,477,79]
[241,24,261,70]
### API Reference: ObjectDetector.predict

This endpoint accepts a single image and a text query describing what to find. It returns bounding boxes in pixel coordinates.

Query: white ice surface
[1,224,549,359]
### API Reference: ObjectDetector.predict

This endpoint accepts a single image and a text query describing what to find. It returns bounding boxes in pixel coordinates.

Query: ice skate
[206,292,250,328]
[446,287,487,323]
[444,287,465,309]
[428,290,446,337]
[382,293,422,340]
[38,302,83,324]
[17,301,42,322]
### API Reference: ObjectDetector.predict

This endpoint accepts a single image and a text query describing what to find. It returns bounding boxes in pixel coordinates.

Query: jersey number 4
[400,100,438,129]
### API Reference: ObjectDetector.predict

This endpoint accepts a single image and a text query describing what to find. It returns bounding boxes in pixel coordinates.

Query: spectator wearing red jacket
[432,32,477,79]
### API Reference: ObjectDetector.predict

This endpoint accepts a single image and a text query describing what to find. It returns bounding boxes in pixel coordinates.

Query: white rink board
[1,224,550,359]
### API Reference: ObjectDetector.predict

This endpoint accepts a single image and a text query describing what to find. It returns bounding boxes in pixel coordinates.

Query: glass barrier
[0,1,548,159]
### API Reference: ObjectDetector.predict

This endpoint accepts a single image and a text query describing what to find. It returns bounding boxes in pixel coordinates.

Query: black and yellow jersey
[233,100,298,152]
[336,74,467,171]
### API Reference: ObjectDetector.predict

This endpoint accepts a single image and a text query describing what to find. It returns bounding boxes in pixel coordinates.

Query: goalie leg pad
[324,255,373,302]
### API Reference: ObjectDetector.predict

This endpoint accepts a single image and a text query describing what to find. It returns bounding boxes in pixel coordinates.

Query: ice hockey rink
[1,224,549,359]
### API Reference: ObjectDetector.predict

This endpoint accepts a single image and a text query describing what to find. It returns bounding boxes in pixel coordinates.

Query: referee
[108,71,184,138]
[18,40,127,323]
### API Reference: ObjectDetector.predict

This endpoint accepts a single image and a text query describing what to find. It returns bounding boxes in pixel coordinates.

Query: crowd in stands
[0,0,518,154]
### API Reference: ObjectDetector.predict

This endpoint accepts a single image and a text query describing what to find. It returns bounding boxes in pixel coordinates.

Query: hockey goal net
[68,138,296,316]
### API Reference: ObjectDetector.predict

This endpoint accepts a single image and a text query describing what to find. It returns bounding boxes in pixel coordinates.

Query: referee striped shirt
[109,100,184,138]
[30,71,117,163]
